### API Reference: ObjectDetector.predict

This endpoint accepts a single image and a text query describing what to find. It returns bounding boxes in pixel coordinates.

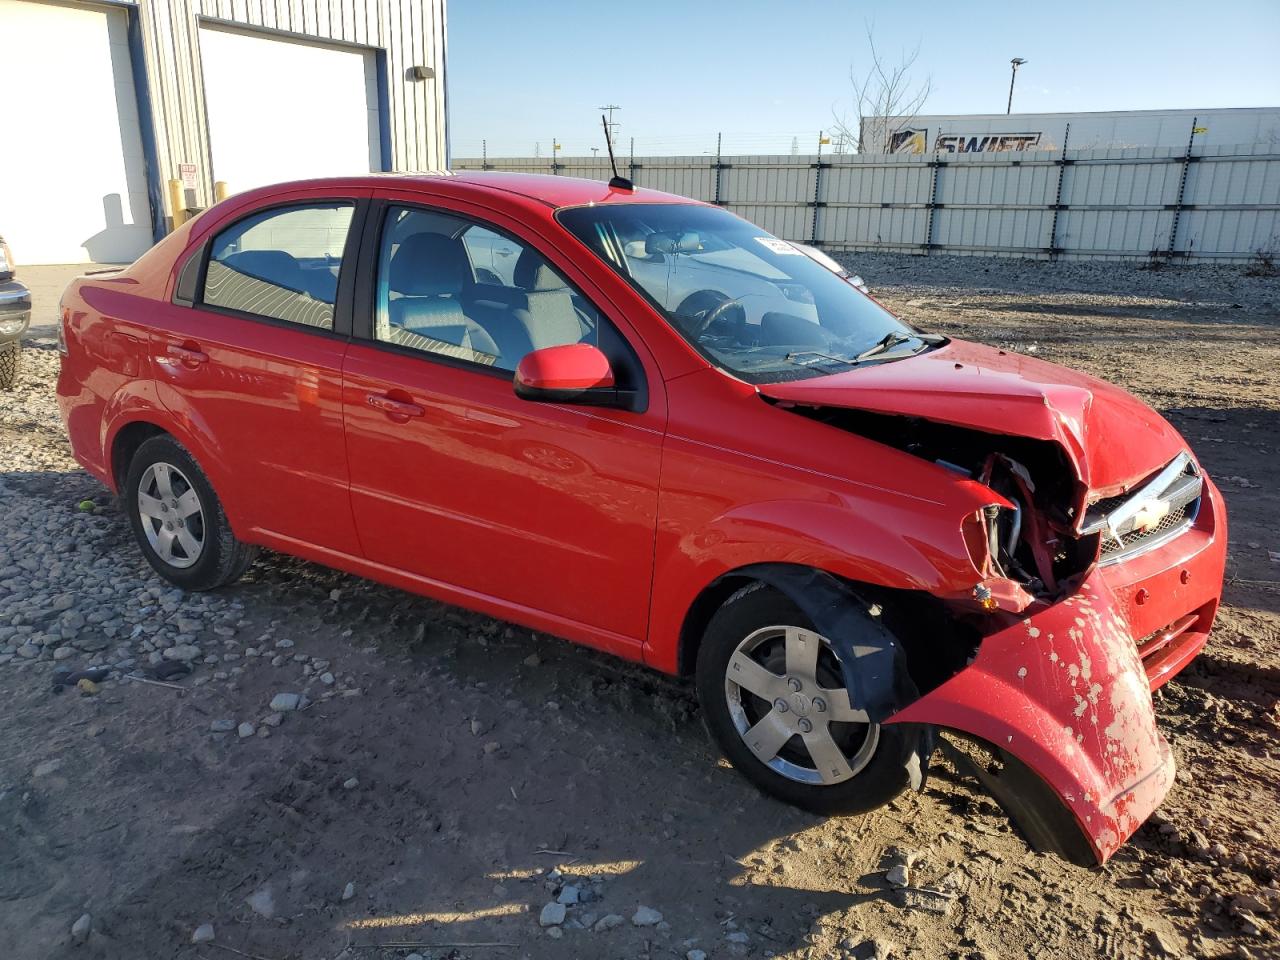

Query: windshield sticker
[754,237,801,255]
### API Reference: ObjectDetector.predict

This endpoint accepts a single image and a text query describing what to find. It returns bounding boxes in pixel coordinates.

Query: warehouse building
[863,107,1280,154]
[0,0,448,264]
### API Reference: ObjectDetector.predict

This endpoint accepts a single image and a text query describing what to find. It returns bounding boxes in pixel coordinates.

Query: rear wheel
[124,435,256,590]
[696,583,916,815]
[0,341,18,390]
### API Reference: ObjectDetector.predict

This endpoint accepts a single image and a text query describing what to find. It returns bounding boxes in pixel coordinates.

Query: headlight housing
[0,317,25,337]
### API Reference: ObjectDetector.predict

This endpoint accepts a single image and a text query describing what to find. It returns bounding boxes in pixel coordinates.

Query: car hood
[756,338,1185,498]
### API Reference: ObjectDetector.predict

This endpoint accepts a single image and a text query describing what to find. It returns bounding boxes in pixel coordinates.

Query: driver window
[376,206,601,372]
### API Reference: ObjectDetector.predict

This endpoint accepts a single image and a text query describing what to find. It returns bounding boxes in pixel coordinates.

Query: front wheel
[696,583,917,815]
[0,341,18,390]
[123,435,257,590]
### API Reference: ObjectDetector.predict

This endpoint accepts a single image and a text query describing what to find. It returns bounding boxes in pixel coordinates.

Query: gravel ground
[1,254,1278,960]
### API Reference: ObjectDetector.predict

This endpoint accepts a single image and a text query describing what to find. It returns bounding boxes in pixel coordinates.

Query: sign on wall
[890,128,1044,154]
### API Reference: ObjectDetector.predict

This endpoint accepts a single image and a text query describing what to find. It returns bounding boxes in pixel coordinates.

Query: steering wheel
[677,290,745,339]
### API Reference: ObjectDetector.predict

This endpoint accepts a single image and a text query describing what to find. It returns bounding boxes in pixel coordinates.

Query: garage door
[0,0,153,264]
[200,25,381,195]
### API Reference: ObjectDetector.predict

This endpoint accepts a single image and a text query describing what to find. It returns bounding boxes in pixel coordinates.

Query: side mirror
[514,343,632,408]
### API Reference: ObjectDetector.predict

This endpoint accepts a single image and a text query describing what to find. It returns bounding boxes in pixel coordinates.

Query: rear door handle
[365,393,424,419]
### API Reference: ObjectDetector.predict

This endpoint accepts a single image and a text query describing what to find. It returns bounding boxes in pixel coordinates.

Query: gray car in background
[0,235,31,389]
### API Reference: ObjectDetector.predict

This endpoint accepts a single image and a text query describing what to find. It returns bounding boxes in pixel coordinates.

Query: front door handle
[166,343,209,367]
[366,393,425,419]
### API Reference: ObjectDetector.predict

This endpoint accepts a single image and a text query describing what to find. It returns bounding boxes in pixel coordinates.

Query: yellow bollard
[214,181,229,203]
[167,179,188,230]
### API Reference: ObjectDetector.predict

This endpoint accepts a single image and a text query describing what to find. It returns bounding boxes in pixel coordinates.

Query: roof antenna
[601,114,633,191]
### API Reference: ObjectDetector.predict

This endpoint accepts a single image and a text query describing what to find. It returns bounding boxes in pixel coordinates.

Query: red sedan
[56,172,1226,866]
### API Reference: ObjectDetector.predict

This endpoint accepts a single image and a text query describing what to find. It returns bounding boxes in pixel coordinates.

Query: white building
[862,107,1280,155]
[0,0,449,264]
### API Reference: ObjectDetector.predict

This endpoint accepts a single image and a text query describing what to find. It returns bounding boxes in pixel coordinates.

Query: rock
[894,886,954,915]
[191,923,215,944]
[594,913,624,932]
[237,722,256,739]
[727,930,750,944]
[320,672,335,685]
[632,905,663,926]
[483,741,500,755]
[210,719,236,733]
[71,913,92,942]
[275,638,294,648]
[539,902,566,927]
[342,881,356,901]
[546,926,563,939]
[886,863,910,888]
[245,885,275,918]
[687,951,708,960]
[53,646,74,661]
[523,653,540,666]
[162,644,201,662]
[343,777,359,790]
[33,758,63,778]
[405,955,424,960]
[260,713,284,728]
[558,884,580,905]
[470,717,488,736]
[269,692,303,712]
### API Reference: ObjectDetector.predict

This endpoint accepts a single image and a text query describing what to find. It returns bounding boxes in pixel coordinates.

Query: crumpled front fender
[885,574,1173,864]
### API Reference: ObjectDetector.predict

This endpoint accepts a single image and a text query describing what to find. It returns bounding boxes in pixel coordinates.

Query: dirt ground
[1,254,1278,960]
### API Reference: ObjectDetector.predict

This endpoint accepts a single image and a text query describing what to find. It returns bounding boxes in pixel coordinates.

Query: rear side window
[202,203,353,329]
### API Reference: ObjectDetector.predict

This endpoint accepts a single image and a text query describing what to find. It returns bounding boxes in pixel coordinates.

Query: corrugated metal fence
[454,145,1280,262]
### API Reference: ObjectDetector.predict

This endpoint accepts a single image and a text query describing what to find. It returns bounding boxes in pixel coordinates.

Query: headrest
[390,233,473,296]
[644,231,701,256]
[514,249,567,292]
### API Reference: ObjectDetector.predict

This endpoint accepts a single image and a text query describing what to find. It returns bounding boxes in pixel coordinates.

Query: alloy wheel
[724,625,879,785]
[137,461,206,569]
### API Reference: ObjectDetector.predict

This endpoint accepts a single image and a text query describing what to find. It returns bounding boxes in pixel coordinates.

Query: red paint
[758,338,1187,500]
[515,343,615,391]
[55,173,1228,864]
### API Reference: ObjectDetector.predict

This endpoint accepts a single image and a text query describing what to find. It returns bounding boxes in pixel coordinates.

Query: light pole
[1007,58,1027,114]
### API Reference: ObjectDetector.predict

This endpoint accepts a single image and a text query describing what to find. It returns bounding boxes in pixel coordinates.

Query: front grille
[1081,453,1201,565]
[1100,501,1190,558]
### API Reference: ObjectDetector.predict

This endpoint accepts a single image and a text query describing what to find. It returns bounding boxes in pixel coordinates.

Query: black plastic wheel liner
[938,736,1098,866]
[734,563,937,789]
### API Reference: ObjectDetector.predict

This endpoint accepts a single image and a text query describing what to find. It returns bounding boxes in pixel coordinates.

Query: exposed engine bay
[778,405,1104,599]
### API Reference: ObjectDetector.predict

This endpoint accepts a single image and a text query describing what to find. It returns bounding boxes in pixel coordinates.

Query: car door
[340,199,666,656]
[152,194,368,555]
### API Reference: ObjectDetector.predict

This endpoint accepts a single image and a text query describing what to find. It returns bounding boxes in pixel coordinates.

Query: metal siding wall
[133,0,445,220]
[457,146,1280,262]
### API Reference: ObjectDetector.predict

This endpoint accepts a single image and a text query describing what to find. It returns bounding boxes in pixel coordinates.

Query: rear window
[202,203,353,329]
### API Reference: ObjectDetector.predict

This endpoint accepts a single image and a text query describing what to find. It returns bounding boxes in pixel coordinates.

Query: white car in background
[790,242,870,294]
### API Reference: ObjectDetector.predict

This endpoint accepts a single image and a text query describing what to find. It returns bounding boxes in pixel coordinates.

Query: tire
[0,341,17,390]
[695,583,917,816]
[123,435,257,590]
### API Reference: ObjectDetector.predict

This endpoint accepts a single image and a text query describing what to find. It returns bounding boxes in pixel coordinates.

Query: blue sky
[446,0,1280,157]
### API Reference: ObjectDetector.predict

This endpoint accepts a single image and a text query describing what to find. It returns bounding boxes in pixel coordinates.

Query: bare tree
[831,25,933,154]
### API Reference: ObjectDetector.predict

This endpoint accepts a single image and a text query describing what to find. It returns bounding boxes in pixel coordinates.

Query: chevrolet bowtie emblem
[1129,498,1171,534]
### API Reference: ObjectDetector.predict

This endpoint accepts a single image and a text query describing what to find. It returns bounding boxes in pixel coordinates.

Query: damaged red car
[56,173,1226,866]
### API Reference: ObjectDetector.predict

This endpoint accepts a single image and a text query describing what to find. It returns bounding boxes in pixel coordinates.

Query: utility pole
[598,104,621,151]
[1007,58,1027,114]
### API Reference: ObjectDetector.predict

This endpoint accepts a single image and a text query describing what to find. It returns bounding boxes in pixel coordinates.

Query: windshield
[557,203,931,382]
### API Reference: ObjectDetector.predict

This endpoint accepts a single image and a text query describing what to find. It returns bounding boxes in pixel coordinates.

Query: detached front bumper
[886,476,1227,864]
[0,279,32,342]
